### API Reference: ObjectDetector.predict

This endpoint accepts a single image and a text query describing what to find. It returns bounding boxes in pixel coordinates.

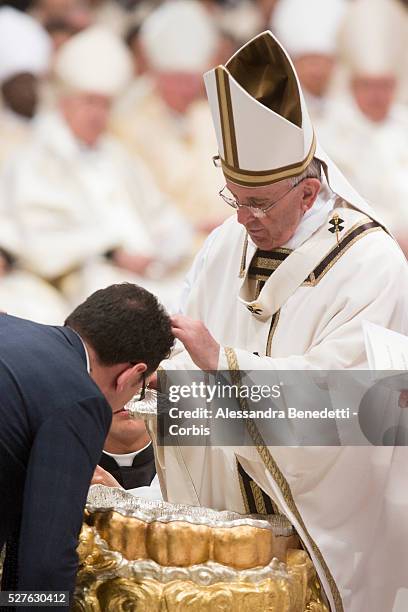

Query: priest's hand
[91,465,122,489]
[171,315,220,371]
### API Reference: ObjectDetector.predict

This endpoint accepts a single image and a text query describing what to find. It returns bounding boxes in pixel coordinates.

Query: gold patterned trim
[220,134,316,187]
[303,221,382,287]
[266,310,280,357]
[238,233,249,278]
[250,480,267,515]
[254,256,287,271]
[251,274,271,284]
[215,67,239,168]
[236,459,251,514]
[249,249,292,298]
[214,31,316,186]
[255,280,263,299]
[254,247,292,256]
[224,347,343,612]
[224,347,239,371]
[246,420,343,612]
[236,459,282,516]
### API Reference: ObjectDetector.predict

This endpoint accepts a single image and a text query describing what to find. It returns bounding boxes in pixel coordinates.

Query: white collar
[71,330,91,373]
[103,442,152,467]
[283,182,335,250]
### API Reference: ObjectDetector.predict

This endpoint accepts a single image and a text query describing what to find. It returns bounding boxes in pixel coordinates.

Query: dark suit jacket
[0,314,111,604]
[99,444,156,490]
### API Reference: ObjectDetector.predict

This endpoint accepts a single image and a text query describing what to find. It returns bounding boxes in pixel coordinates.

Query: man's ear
[116,362,147,394]
[301,178,321,212]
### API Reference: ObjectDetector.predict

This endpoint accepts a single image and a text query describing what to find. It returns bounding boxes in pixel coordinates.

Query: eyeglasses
[218,180,304,218]
[134,372,146,402]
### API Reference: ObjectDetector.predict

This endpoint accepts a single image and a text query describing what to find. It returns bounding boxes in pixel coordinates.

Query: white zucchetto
[0,7,52,84]
[140,0,218,73]
[54,26,133,96]
[272,0,347,58]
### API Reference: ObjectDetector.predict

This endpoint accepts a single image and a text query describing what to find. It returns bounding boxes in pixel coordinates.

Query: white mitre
[140,0,218,72]
[0,7,52,84]
[203,30,384,224]
[339,0,408,76]
[272,0,347,58]
[54,26,132,96]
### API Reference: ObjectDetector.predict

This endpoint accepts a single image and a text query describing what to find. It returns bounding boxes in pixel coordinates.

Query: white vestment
[149,193,408,612]
[0,112,192,310]
[0,184,68,323]
[0,109,32,169]
[111,88,231,233]
[317,96,408,243]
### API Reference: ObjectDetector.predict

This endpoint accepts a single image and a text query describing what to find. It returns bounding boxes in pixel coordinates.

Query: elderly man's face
[155,71,205,114]
[294,54,335,98]
[352,75,396,123]
[225,178,320,250]
[60,92,111,146]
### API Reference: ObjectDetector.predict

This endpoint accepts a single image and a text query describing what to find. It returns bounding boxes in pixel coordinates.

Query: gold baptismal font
[73,485,328,611]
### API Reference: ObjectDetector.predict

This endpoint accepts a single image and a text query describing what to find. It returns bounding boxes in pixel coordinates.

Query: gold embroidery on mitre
[220,134,316,187]
[213,30,318,187]
[215,67,239,168]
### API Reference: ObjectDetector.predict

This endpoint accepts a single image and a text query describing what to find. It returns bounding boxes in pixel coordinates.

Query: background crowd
[0,0,407,323]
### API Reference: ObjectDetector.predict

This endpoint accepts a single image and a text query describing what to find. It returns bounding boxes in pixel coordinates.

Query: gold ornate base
[74,573,321,612]
[74,488,329,612]
[74,526,328,612]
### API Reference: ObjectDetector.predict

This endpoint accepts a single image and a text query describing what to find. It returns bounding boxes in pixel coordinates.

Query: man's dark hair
[65,284,174,374]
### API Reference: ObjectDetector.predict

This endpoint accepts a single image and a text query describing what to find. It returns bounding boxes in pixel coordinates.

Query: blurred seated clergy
[0,205,68,323]
[150,30,408,612]
[0,7,69,323]
[111,0,231,237]
[0,25,192,311]
[0,6,51,168]
[318,0,408,255]
[271,0,346,124]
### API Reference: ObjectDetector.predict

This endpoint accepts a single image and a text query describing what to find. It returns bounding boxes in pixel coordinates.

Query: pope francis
[148,32,408,612]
